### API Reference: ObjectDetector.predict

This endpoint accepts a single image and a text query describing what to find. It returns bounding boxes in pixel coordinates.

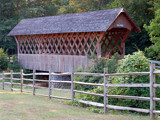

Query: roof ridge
[21,8,123,21]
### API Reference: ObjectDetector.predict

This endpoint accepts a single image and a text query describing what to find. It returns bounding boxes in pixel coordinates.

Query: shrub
[8,55,22,72]
[109,51,151,109]
[76,51,160,110]
[75,53,119,91]
[0,49,8,71]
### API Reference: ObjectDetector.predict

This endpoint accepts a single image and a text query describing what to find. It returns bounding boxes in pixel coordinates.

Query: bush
[8,55,22,72]
[76,51,160,110]
[109,51,151,109]
[0,49,8,71]
[75,53,119,91]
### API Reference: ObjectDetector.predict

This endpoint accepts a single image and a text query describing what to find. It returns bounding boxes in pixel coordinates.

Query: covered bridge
[8,8,140,72]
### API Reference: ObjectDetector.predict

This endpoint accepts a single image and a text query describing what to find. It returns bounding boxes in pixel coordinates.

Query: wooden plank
[153,70,160,74]
[12,72,21,75]
[23,78,33,82]
[153,110,160,114]
[153,84,160,88]
[51,72,71,76]
[23,73,33,76]
[74,90,104,97]
[78,100,150,113]
[150,63,156,119]
[106,84,150,87]
[153,97,160,101]
[106,105,150,113]
[50,95,71,100]
[106,72,150,76]
[78,100,104,107]
[34,79,48,82]
[75,72,149,77]
[4,73,11,75]
[51,80,71,83]
[74,81,103,86]
[35,73,49,75]
[107,95,150,101]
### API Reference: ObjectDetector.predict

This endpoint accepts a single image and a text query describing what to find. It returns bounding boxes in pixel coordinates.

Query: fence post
[33,70,36,95]
[71,71,75,101]
[104,68,108,114]
[10,70,13,91]
[2,71,4,90]
[150,63,156,119]
[20,69,24,93]
[48,70,51,99]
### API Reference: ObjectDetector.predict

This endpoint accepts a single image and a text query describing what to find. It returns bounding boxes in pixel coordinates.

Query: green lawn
[0,89,152,120]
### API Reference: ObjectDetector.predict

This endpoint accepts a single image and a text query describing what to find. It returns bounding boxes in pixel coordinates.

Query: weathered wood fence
[0,63,160,119]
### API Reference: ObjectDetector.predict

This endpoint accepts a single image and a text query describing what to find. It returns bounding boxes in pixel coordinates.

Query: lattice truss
[101,28,129,58]
[15,29,129,57]
[15,32,104,55]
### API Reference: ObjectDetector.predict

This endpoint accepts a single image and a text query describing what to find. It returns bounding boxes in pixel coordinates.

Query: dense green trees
[0,0,159,59]
[144,2,160,60]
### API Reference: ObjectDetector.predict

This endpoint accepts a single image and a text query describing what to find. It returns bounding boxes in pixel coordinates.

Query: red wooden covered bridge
[8,8,140,72]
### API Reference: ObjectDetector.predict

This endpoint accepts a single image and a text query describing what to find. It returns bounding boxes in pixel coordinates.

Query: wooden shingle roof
[8,8,140,36]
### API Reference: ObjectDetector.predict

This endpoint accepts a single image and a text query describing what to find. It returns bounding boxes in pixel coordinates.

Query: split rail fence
[0,63,160,119]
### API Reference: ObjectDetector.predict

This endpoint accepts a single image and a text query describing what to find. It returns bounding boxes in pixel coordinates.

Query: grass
[0,89,152,120]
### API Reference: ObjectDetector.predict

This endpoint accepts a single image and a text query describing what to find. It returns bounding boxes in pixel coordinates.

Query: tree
[108,0,155,54]
[144,2,160,60]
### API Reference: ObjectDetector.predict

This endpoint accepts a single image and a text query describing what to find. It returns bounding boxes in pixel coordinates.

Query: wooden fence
[0,63,160,119]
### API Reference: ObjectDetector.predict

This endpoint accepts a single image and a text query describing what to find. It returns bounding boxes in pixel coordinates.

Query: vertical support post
[150,63,156,119]
[121,42,125,58]
[104,68,108,114]
[2,71,4,90]
[33,70,36,95]
[10,70,13,91]
[20,69,23,93]
[48,70,51,99]
[97,41,101,58]
[71,71,75,101]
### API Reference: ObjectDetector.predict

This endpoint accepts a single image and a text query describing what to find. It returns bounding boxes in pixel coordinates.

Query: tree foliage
[0,49,8,71]
[0,0,158,58]
[144,2,160,60]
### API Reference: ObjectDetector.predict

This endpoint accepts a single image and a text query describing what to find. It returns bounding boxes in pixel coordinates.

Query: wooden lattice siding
[15,32,104,56]
[101,28,130,58]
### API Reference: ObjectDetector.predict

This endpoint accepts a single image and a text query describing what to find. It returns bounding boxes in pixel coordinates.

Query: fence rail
[0,63,160,119]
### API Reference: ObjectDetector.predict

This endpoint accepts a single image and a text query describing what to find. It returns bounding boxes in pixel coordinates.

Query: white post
[20,69,23,92]
[33,70,36,95]
[10,70,13,91]
[104,68,108,114]
[2,71,4,90]
[48,70,52,99]
[71,71,75,101]
[150,63,156,119]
